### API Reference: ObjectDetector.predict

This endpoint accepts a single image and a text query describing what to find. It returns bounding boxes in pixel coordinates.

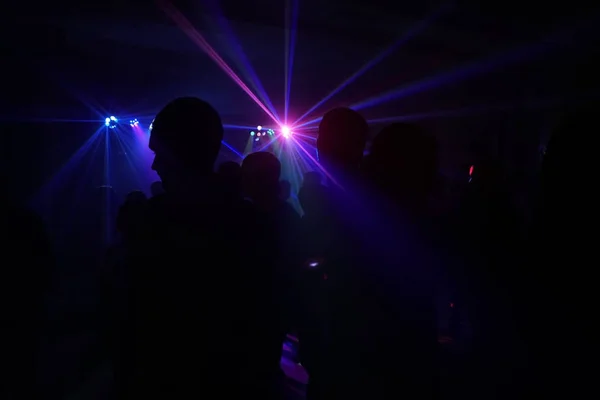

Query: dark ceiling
[4,0,597,121]
[2,0,598,199]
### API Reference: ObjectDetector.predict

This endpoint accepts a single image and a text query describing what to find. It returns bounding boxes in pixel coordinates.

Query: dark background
[2,0,598,201]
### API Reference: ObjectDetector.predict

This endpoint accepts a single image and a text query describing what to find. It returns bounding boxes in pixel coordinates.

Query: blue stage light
[105,116,118,129]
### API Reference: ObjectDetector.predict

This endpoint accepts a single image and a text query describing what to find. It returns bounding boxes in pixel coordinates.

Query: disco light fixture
[105,116,118,129]
[251,127,276,139]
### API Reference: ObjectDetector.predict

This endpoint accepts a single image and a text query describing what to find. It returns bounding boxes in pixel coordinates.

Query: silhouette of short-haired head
[317,107,368,173]
[242,152,281,202]
[150,181,164,197]
[149,97,223,192]
[279,179,291,201]
[298,182,328,219]
[370,123,438,205]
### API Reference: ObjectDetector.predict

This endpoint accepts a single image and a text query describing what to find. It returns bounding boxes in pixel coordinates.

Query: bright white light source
[281,125,291,138]
[105,116,118,129]
[257,125,262,131]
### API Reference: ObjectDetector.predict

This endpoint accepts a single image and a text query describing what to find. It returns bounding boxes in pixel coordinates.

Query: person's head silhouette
[317,107,368,175]
[149,97,223,193]
[242,152,281,205]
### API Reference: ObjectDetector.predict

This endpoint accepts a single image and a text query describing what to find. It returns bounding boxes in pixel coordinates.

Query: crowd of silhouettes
[1,95,596,400]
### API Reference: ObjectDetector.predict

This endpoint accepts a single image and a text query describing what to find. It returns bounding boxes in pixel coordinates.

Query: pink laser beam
[158,1,279,125]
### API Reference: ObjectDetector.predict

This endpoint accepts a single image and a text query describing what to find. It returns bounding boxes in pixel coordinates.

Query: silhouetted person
[67,185,119,272]
[116,98,280,399]
[317,107,368,178]
[446,153,524,399]
[216,160,242,199]
[298,108,374,400]
[298,173,326,219]
[1,200,52,399]
[359,122,441,399]
[116,190,148,243]
[106,191,149,397]
[149,181,164,197]
[369,123,438,215]
[279,179,291,202]
[241,152,301,390]
[242,152,283,209]
[126,190,147,203]
[520,106,596,399]
[241,155,300,258]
